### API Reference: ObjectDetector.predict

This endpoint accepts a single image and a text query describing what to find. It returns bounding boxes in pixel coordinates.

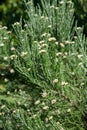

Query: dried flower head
[41,91,47,98]
[55,42,58,45]
[47,25,52,28]
[55,109,60,115]
[3,26,7,29]
[67,108,71,113]
[51,99,57,104]
[61,82,68,86]
[65,40,71,44]
[11,47,15,51]
[3,37,8,40]
[4,57,8,61]
[33,41,38,44]
[43,106,49,110]
[56,52,62,56]
[38,50,47,54]
[50,5,55,9]
[77,54,83,59]
[60,43,65,48]
[49,116,53,120]
[39,40,45,44]
[14,22,20,26]
[34,100,40,105]
[4,78,8,82]
[39,44,48,49]
[41,33,48,37]
[48,37,56,42]
[10,69,15,73]
[0,43,4,47]
[59,1,64,4]
[21,52,28,57]
[1,105,6,109]
[76,27,82,30]
[10,55,17,60]
[27,68,31,71]
[53,79,58,84]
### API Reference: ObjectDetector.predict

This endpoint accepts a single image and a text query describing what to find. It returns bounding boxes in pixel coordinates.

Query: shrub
[0,0,87,36]
[0,26,11,80]
[0,0,87,129]
[12,1,87,129]
[0,25,16,82]
[13,0,87,90]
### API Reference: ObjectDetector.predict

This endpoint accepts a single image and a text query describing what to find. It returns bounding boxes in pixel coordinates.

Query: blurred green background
[0,0,24,28]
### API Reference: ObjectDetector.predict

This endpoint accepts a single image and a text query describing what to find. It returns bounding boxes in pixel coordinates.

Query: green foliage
[0,25,16,82]
[0,0,87,36]
[0,26,11,79]
[13,0,87,90]
[0,85,86,130]
[0,0,87,129]
[11,1,87,128]
[13,0,75,87]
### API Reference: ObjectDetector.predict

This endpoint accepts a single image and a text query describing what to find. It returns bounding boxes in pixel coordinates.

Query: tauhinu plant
[0,25,13,80]
[0,0,87,130]
[13,0,87,122]
[13,0,87,89]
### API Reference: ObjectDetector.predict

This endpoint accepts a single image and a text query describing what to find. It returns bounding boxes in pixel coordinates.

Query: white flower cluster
[0,43,4,47]
[21,52,28,57]
[41,91,47,98]
[10,47,15,51]
[4,57,8,61]
[48,37,56,42]
[41,33,51,37]
[38,50,47,54]
[40,16,48,20]
[10,55,17,60]
[14,22,20,26]
[53,79,58,84]
[61,81,68,86]
[39,44,48,50]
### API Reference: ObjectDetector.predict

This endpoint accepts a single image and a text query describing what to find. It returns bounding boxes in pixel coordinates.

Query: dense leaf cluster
[0,0,87,35]
[0,0,87,130]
